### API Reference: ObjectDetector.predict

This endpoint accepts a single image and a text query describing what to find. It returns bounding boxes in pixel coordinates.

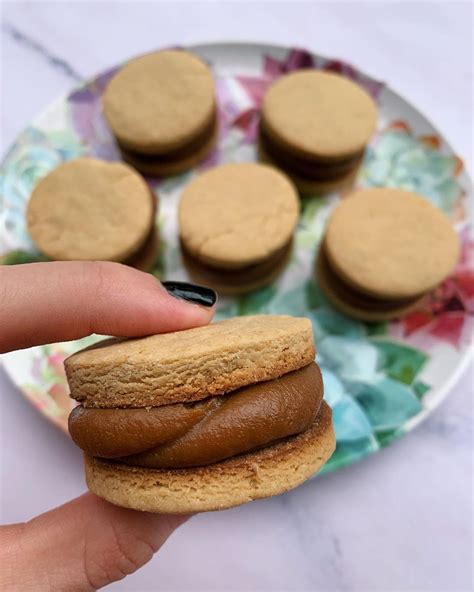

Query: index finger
[0,261,215,353]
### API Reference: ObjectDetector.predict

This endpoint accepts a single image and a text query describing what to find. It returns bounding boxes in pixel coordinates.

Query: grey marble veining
[2,21,84,82]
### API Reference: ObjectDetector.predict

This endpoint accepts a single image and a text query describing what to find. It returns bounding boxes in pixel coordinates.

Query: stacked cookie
[103,50,217,177]
[178,162,299,294]
[66,315,336,513]
[259,70,378,194]
[27,157,158,268]
[317,188,460,321]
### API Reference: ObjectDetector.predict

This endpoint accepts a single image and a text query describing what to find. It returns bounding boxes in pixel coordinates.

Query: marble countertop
[1,3,473,591]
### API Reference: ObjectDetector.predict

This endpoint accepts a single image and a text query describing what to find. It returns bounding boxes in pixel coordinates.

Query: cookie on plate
[27,157,156,265]
[259,70,377,194]
[316,187,460,321]
[178,162,299,294]
[66,315,336,513]
[103,50,217,176]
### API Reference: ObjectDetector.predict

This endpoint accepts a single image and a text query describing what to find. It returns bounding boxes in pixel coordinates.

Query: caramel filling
[69,362,323,469]
[260,125,363,181]
[180,240,293,289]
[318,247,424,312]
[119,111,218,163]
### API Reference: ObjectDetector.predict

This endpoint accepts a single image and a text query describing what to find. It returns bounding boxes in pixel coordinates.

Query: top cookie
[261,70,378,160]
[179,163,299,269]
[27,158,154,261]
[65,315,316,408]
[324,187,460,299]
[103,50,215,154]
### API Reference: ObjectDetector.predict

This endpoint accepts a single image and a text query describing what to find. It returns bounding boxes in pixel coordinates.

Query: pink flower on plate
[402,233,474,348]
[47,352,67,381]
[48,383,74,416]
[263,48,316,76]
[235,48,316,109]
[231,108,261,144]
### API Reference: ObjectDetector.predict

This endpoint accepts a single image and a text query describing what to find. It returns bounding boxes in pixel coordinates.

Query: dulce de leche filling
[260,125,364,181]
[69,362,323,469]
[180,240,293,289]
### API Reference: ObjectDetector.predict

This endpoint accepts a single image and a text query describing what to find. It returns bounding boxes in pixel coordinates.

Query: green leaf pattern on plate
[360,129,463,214]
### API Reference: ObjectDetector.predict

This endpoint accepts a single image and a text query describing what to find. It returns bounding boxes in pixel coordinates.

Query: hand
[0,261,216,591]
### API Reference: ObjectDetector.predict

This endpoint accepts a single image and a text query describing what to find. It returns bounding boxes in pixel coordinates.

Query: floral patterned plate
[1,42,473,475]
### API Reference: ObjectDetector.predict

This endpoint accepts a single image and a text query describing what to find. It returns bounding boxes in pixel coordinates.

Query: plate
[1,42,472,474]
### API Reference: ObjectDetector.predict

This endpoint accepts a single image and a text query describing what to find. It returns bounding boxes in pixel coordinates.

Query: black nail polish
[162,281,217,307]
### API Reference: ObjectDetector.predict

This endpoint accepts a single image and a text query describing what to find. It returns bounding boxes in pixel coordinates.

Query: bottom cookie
[84,401,335,513]
[181,240,293,295]
[316,247,424,322]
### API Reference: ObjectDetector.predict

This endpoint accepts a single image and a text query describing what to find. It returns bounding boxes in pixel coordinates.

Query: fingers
[0,493,190,591]
[0,262,215,353]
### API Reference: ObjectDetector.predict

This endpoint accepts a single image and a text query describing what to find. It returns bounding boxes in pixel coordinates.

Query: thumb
[0,492,190,591]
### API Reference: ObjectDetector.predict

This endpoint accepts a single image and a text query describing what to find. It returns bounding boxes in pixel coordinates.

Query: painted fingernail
[162,281,217,307]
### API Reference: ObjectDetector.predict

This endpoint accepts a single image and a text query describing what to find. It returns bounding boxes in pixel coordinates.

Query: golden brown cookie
[103,50,215,154]
[261,70,378,160]
[65,315,315,408]
[179,162,299,269]
[316,247,424,322]
[84,402,335,513]
[258,70,376,194]
[324,187,460,299]
[27,158,155,261]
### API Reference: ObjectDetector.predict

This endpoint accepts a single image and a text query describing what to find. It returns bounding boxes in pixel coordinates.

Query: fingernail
[162,281,217,307]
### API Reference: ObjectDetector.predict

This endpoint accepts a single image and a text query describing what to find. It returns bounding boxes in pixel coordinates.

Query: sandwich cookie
[317,187,460,321]
[259,70,378,194]
[27,157,156,264]
[178,163,299,294]
[103,50,217,176]
[65,315,336,513]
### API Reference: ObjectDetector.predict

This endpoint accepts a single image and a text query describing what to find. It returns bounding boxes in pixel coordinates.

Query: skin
[0,261,215,591]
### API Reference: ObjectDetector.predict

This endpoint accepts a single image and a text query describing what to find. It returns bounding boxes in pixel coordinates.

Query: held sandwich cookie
[317,187,460,321]
[259,70,378,194]
[103,50,217,176]
[179,163,299,294]
[66,315,335,513]
[27,157,157,267]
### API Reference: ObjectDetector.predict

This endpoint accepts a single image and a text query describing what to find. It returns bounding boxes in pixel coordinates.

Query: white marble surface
[1,2,473,591]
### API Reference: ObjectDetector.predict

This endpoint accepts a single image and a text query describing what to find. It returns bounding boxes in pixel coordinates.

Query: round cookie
[120,119,218,177]
[316,247,424,322]
[179,163,299,269]
[103,50,215,154]
[258,142,359,195]
[261,70,378,160]
[324,187,460,299]
[84,401,335,514]
[65,315,315,409]
[27,158,155,261]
